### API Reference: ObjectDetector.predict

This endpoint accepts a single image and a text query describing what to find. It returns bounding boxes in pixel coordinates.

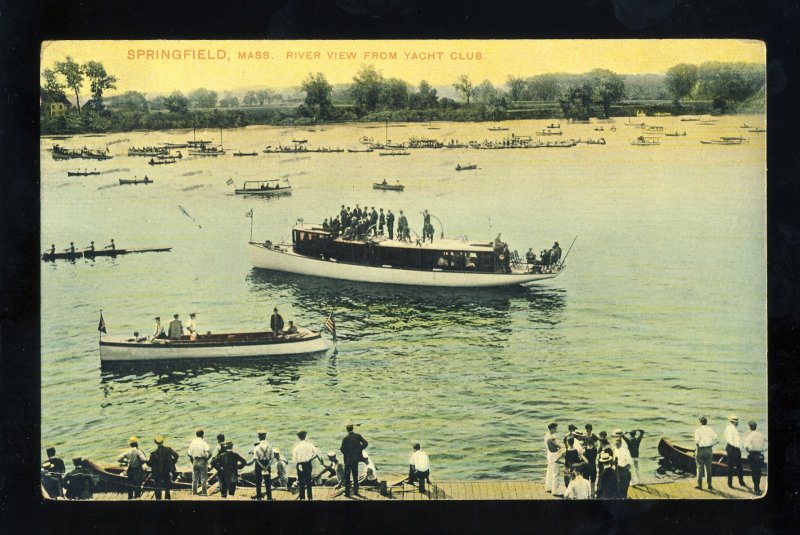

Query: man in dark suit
[147,435,179,500]
[211,441,247,498]
[386,210,395,240]
[168,314,183,340]
[340,421,368,497]
[270,307,284,337]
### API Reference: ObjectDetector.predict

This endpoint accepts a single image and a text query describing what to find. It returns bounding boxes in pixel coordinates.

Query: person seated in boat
[320,451,345,487]
[104,239,115,251]
[86,241,95,253]
[381,179,388,185]
[540,248,551,266]
[525,248,536,264]
[49,244,56,255]
[186,313,198,341]
[359,451,380,487]
[285,321,298,335]
[322,219,330,231]
[65,242,76,254]
[168,313,183,340]
[271,449,289,489]
[260,183,266,190]
[153,316,167,339]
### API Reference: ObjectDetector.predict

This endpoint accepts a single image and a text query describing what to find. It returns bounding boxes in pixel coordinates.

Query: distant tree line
[41,58,765,134]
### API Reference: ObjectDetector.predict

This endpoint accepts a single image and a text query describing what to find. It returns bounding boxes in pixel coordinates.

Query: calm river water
[41,116,766,482]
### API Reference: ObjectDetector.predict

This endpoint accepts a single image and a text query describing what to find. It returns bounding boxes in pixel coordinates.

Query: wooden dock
[87,476,766,501]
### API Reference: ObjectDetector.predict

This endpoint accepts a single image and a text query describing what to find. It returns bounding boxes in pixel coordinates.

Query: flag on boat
[324,313,336,341]
[226,178,234,186]
[246,209,253,218]
[98,312,106,334]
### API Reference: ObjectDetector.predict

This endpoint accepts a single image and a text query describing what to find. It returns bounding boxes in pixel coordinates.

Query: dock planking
[80,477,766,502]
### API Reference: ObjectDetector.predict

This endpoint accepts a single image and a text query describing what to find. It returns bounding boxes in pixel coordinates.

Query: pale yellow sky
[41,39,765,97]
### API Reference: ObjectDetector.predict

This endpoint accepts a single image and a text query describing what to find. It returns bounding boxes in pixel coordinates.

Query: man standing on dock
[723,414,747,488]
[292,431,320,500]
[270,308,284,337]
[212,441,247,498]
[147,435,179,500]
[694,416,718,490]
[544,422,562,494]
[743,420,766,495]
[408,443,431,493]
[251,430,274,501]
[117,437,146,500]
[187,429,210,496]
[340,421,369,498]
[621,429,644,486]
[168,314,183,340]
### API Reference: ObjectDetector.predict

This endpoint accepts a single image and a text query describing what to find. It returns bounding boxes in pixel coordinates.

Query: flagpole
[250,209,254,242]
[99,309,103,342]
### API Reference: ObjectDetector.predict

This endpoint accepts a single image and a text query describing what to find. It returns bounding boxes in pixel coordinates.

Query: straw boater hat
[613,429,623,437]
[154,435,164,444]
[728,414,739,423]
[599,451,613,463]
[129,436,138,444]
[327,451,336,458]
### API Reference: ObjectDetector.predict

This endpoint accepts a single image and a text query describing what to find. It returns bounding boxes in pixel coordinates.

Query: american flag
[98,312,107,334]
[324,313,336,341]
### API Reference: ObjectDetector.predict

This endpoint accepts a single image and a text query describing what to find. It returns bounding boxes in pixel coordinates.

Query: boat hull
[248,242,561,288]
[99,330,328,362]
[657,438,767,477]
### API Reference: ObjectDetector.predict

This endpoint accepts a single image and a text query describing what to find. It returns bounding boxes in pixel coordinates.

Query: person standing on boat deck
[386,210,395,240]
[249,430,274,501]
[694,416,718,490]
[621,429,644,486]
[408,443,431,493]
[168,314,183,340]
[187,428,210,496]
[117,437,146,500]
[743,420,766,495]
[270,307,284,337]
[340,421,368,497]
[147,435,179,501]
[422,210,431,242]
[550,242,562,265]
[370,207,378,236]
[378,208,385,235]
[544,422,563,494]
[186,313,198,341]
[398,211,409,242]
[723,414,747,488]
[292,431,320,500]
[212,440,247,498]
[272,449,289,489]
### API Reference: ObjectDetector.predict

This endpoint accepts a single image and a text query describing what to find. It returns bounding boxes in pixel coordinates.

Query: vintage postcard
[39,39,766,502]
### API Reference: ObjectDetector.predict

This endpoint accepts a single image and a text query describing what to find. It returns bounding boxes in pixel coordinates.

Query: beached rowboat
[657,438,766,477]
[119,177,152,185]
[99,329,328,362]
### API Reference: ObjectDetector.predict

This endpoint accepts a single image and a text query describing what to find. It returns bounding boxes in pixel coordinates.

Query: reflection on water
[99,351,324,386]
[246,269,567,343]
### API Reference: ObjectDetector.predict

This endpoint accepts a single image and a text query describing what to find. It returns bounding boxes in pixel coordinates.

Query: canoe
[119,178,153,185]
[42,251,83,261]
[347,148,374,153]
[373,182,405,191]
[657,438,766,477]
[378,151,410,156]
[148,158,175,165]
[84,247,172,258]
[455,164,477,171]
[99,328,328,362]
[71,458,194,493]
[233,151,258,157]
[68,171,101,176]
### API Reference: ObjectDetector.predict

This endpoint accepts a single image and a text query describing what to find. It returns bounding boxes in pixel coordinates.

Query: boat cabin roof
[293,224,496,253]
